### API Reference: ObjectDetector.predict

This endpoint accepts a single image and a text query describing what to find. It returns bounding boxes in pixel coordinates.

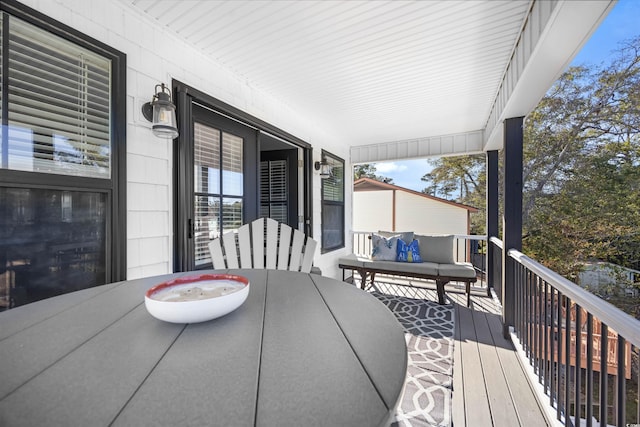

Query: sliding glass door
[173,81,312,272]
[191,105,258,268]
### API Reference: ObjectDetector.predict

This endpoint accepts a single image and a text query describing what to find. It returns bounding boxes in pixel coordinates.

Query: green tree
[525,38,640,279]
[420,155,486,234]
[421,37,640,309]
[353,164,393,183]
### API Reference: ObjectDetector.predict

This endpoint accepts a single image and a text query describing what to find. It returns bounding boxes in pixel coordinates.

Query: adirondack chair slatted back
[209,218,318,273]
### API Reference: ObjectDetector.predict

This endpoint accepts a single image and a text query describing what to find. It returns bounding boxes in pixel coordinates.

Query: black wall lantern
[314,157,332,179]
[141,83,179,139]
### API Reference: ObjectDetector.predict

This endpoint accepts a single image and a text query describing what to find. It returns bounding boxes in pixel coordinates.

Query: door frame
[172,80,313,272]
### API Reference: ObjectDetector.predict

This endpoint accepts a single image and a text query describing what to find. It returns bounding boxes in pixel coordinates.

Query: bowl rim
[145,274,249,300]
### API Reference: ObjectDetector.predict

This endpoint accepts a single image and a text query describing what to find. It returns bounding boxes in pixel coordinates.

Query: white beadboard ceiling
[127,0,612,158]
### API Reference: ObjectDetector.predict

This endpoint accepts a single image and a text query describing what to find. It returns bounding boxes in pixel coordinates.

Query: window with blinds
[2,15,111,178]
[193,122,244,266]
[260,159,288,224]
[321,151,345,252]
[0,3,125,311]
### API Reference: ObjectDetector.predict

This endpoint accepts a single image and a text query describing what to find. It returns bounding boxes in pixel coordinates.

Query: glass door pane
[193,120,246,267]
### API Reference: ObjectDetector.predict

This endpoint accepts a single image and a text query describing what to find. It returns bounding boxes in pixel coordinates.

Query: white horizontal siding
[351,130,484,164]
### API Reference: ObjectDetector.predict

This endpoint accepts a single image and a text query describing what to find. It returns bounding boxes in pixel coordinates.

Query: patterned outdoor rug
[367,282,455,427]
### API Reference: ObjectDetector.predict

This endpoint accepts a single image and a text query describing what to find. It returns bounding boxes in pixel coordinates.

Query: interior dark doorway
[260,134,299,229]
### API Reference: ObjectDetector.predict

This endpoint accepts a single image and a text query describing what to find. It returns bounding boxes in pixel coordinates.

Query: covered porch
[1,0,639,426]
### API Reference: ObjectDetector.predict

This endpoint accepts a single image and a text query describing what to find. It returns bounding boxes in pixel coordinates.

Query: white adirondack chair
[208,217,319,273]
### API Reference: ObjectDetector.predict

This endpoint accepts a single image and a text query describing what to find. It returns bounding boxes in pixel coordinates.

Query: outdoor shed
[353,178,478,235]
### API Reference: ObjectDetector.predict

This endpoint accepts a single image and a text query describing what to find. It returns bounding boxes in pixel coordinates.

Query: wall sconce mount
[314,157,332,179]
[141,83,179,139]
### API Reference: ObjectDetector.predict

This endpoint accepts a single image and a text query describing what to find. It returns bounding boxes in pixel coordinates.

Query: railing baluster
[616,336,625,427]
[537,276,543,381]
[575,304,581,424]
[600,324,608,427]
[524,268,530,358]
[516,262,523,341]
[543,280,549,394]
[528,269,534,361]
[533,274,539,374]
[550,287,556,409]
[565,296,572,422]
[528,268,533,359]
[586,313,593,427]
[516,262,521,341]
[557,292,564,421]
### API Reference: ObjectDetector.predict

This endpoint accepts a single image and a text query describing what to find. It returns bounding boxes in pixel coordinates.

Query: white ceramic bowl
[145,274,250,323]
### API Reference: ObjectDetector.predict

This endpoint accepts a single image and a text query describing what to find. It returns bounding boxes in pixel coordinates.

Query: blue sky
[370,0,640,193]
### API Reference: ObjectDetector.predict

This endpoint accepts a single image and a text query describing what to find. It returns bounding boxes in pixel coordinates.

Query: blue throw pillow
[396,239,422,263]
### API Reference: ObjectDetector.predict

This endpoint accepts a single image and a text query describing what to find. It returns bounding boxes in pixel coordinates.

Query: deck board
[456,305,493,425]
[453,284,549,427]
[452,307,465,427]
[357,274,550,427]
[471,307,520,427]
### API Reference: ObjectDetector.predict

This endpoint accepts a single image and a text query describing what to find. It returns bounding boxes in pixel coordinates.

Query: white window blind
[268,160,286,202]
[322,157,344,202]
[192,122,244,266]
[222,132,243,195]
[260,159,288,223]
[5,15,111,178]
[194,195,215,266]
[194,122,220,194]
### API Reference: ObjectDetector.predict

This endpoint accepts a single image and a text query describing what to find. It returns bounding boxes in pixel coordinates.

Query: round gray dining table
[0,269,407,426]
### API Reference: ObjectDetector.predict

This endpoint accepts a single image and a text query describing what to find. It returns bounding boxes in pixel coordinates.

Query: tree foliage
[524,37,640,278]
[353,164,393,183]
[421,37,640,302]
[421,155,486,234]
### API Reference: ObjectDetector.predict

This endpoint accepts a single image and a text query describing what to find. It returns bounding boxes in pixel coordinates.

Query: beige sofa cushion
[338,254,368,268]
[363,259,439,276]
[438,262,476,279]
[415,235,455,264]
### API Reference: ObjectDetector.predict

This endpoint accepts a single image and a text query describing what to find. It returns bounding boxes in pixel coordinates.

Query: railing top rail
[351,230,486,240]
[508,248,640,348]
[489,236,503,249]
[453,234,486,240]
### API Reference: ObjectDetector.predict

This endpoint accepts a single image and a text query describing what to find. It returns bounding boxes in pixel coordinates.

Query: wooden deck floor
[356,275,551,427]
[448,284,550,427]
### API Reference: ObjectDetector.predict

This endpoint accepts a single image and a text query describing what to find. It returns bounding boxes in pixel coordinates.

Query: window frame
[320,149,345,253]
[0,0,127,283]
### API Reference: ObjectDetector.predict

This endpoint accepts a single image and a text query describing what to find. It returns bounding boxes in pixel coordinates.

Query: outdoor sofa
[338,233,478,306]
